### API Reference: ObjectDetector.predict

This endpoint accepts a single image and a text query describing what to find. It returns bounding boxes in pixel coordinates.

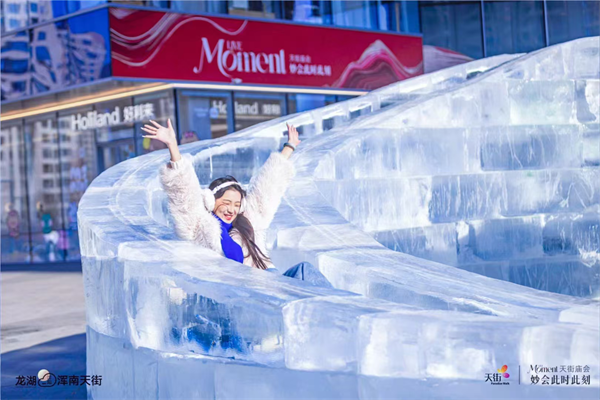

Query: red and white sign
[109,8,423,91]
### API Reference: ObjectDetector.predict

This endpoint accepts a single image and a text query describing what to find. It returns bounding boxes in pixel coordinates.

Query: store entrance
[97,138,136,172]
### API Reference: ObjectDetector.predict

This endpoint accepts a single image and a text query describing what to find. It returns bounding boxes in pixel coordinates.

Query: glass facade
[419,0,600,59]
[1,30,30,100]
[1,121,31,263]
[287,93,336,114]
[3,1,599,101]
[233,92,285,131]
[24,114,67,263]
[57,106,98,261]
[177,91,232,143]
[420,1,484,59]
[1,5,110,100]
[547,0,600,45]
[134,90,175,156]
[483,1,545,56]
[0,88,352,264]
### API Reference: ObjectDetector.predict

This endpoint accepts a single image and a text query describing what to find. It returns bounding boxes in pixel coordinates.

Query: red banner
[109,8,423,91]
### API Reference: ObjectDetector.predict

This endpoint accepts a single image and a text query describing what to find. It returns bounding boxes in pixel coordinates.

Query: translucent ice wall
[79,38,599,400]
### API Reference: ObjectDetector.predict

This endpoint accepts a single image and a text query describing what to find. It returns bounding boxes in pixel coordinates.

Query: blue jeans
[269,261,333,289]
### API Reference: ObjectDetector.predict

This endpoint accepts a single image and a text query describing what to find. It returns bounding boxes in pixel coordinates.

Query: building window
[178,91,231,142]
[331,0,379,29]
[1,123,31,264]
[379,0,420,33]
[31,21,72,95]
[420,1,484,59]
[547,0,600,45]
[282,0,332,24]
[287,93,335,114]
[228,0,278,19]
[145,0,170,8]
[170,0,228,14]
[25,116,67,262]
[133,90,175,156]
[484,1,545,56]
[233,92,285,132]
[1,31,31,100]
[67,9,112,85]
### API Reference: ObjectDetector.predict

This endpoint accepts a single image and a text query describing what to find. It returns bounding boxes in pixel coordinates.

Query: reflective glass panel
[1,31,31,100]
[282,0,332,24]
[134,90,175,156]
[233,92,284,132]
[31,20,72,94]
[178,91,230,142]
[57,107,99,261]
[170,0,227,14]
[331,0,378,29]
[287,93,335,114]
[547,0,600,45]
[484,1,545,56]
[1,122,32,264]
[67,8,111,84]
[24,115,67,262]
[3,0,28,32]
[420,2,484,59]
[94,98,136,171]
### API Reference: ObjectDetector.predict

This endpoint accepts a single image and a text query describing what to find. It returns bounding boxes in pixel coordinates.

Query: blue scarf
[212,212,244,263]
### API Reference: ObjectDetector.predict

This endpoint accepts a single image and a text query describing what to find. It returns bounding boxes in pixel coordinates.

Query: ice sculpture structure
[79,37,600,399]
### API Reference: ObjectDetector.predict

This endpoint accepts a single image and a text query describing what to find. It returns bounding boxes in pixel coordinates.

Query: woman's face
[213,189,242,223]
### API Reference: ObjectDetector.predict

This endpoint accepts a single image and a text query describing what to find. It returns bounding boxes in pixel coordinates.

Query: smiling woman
[143,118,331,286]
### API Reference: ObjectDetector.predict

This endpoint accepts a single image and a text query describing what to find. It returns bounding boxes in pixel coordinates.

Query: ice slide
[78,37,599,399]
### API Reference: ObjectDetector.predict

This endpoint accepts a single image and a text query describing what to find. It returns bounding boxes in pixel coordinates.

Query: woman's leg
[282,261,333,288]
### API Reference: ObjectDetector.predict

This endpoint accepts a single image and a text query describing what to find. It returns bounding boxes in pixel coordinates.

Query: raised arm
[143,120,222,252]
[243,124,300,230]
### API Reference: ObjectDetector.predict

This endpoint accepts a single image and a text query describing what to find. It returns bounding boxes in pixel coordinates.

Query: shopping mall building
[1,0,599,264]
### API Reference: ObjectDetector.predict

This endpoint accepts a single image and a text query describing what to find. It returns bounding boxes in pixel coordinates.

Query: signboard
[70,103,155,130]
[109,8,423,91]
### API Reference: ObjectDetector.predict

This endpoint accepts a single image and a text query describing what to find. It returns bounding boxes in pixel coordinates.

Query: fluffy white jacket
[159,151,296,269]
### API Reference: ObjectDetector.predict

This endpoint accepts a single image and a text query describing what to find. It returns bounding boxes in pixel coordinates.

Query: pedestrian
[5,202,20,255]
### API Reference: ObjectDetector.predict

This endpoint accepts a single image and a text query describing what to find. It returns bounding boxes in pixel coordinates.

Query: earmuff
[206,181,246,213]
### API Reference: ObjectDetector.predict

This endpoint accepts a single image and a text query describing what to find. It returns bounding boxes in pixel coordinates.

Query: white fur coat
[159,151,296,269]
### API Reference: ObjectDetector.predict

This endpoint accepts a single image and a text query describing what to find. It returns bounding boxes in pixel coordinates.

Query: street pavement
[1,263,87,400]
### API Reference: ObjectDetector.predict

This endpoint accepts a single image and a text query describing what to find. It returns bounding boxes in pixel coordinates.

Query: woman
[142,119,331,288]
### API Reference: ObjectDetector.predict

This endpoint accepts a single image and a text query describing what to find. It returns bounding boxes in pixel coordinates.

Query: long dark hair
[209,175,271,270]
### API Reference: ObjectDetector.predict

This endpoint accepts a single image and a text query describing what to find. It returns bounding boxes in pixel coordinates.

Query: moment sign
[109,8,423,91]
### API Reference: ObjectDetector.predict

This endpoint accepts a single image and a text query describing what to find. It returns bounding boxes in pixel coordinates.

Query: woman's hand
[141,119,181,162]
[286,123,301,147]
[281,123,301,159]
[141,119,177,148]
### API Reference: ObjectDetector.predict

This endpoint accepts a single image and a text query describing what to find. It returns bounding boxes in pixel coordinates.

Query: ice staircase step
[373,213,600,264]
[312,124,599,180]
[315,168,600,232]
